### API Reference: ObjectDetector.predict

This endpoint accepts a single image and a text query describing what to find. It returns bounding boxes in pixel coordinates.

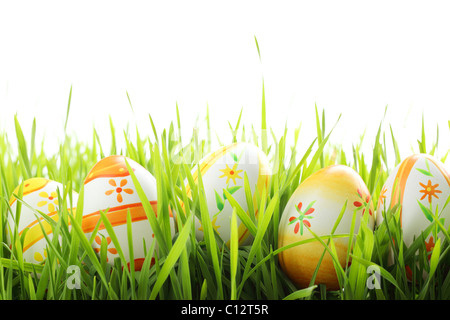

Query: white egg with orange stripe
[186,142,271,246]
[376,153,450,256]
[7,177,78,264]
[82,155,174,271]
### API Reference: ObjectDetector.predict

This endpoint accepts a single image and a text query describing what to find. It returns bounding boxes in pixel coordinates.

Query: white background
[1,0,449,168]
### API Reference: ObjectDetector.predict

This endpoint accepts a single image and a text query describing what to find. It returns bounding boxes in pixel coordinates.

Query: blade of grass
[261,79,268,154]
[14,115,32,179]
[109,115,117,155]
[200,279,208,300]
[283,285,317,300]
[223,188,257,238]
[64,85,73,132]
[389,124,401,166]
[149,211,193,300]
[303,114,341,180]
[315,103,325,168]
[349,255,407,299]
[197,165,223,299]
[68,209,108,289]
[124,158,168,255]
[230,208,238,300]
[126,90,134,114]
[237,192,278,298]
[418,113,426,153]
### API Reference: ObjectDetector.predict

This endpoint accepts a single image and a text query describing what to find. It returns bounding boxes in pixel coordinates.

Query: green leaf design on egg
[223,186,241,200]
[416,168,433,177]
[215,190,225,212]
[416,159,434,177]
[417,199,434,222]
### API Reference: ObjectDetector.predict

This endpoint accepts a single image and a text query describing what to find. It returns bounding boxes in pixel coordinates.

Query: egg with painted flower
[187,142,271,246]
[7,177,78,264]
[278,165,375,290]
[376,154,450,257]
[82,155,175,271]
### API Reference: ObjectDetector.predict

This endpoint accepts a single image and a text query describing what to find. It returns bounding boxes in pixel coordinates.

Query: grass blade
[64,85,73,132]
[283,285,317,300]
[229,208,238,300]
[149,212,193,300]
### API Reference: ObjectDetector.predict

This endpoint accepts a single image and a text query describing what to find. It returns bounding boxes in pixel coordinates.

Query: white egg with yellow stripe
[187,142,271,246]
[82,155,175,271]
[7,178,78,264]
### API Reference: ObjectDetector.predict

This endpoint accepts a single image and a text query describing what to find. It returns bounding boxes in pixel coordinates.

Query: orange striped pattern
[21,201,166,254]
[81,201,159,233]
[84,155,134,185]
[390,155,419,211]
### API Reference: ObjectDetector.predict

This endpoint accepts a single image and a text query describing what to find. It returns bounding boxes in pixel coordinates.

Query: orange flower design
[406,236,437,279]
[419,180,442,203]
[105,179,134,203]
[425,236,435,254]
[378,187,387,206]
[94,235,118,262]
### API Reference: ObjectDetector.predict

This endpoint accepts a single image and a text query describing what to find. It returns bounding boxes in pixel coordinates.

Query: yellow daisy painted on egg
[34,249,60,264]
[219,164,243,185]
[37,191,59,212]
[198,216,221,234]
[34,249,47,262]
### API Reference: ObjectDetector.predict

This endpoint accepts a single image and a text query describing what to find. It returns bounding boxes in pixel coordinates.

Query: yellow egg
[82,155,175,271]
[278,165,374,290]
[376,154,450,265]
[7,177,78,264]
[186,142,271,246]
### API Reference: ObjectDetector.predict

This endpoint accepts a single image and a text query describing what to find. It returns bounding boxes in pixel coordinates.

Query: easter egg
[187,142,271,246]
[82,155,174,271]
[7,177,78,264]
[376,154,450,256]
[278,165,375,290]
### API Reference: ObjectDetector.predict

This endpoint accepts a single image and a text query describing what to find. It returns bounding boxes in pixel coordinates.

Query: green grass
[1,82,450,301]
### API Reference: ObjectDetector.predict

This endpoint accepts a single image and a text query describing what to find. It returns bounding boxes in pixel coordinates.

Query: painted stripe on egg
[21,210,64,252]
[9,178,50,206]
[84,155,136,185]
[391,155,418,210]
[81,201,161,233]
[21,201,165,253]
